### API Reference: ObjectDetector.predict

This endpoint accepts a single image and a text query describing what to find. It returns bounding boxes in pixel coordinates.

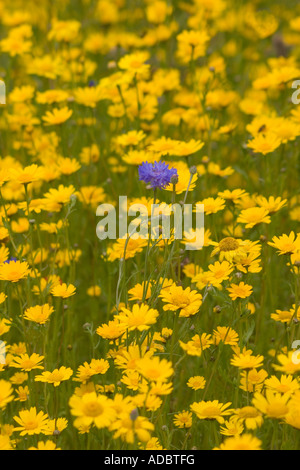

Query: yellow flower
[264,375,299,395]
[233,406,263,430]
[187,376,206,391]
[42,107,73,126]
[191,400,233,424]
[240,369,268,392]
[159,285,202,317]
[115,303,159,332]
[247,132,281,155]
[237,207,271,228]
[28,440,60,450]
[0,260,30,283]
[220,416,244,436]
[35,367,73,387]
[268,232,300,255]
[10,353,44,371]
[227,282,253,300]
[231,348,264,370]
[0,380,14,409]
[109,411,154,444]
[96,320,126,340]
[51,283,76,298]
[252,390,290,419]
[69,392,116,429]
[173,411,193,428]
[179,333,213,357]
[23,304,54,324]
[214,433,262,450]
[213,326,239,346]
[13,407,49,436]
[136,356,173,383]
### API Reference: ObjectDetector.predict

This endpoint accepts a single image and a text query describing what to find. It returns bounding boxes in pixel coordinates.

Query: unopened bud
[130,409,139,421]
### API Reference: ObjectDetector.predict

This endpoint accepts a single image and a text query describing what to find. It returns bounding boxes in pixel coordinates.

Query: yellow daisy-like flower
[35,366,73,387]
[10,353,44,371]
[42,107,73,126]
[115,303,159,332]
[136,356,173,383]
[231,348,264,370]
[237,207,271,228]
[247,132,281,155]
[159,285,202,317]
[0,380,14,409]
[214,433,262,450]
[69,392,116,429]
[191,400,233,424]
[23,304,54,324]
[110,410,154,444]
[187,376,206,391]
[233,406,264,430]
[13,408,49,436]
[252,390,290,419]
[268,232,300,255]
[0,260,30,283]
[28,440,61,451]
[173,411,193,428]
[264,374,299,395]
[51,283,76,298]
[227,282,253,301]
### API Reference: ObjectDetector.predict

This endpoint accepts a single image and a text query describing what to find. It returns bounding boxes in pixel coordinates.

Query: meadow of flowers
[1,0,300,452]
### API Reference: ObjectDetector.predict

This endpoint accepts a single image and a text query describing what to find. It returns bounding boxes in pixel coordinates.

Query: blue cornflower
[138,161,178,190]
[4,257,18,264]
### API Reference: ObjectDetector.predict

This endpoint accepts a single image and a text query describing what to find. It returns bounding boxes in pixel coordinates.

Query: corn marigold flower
[0,318,11,336]
[227,282,253,301]
[173,411,193,428]
[14,386,29,402]
[96,320,126,340]
[179,333,213,357]
[69,392,116,429]
[264,374,299,395]
[191,400,233,424]
[187,376,206,391]
[51,283,76,298]
[252,390,290,419]
[28,441,61,451]
[42,107,73,126]
[239,368,268,392]
[0,434,13,450]
[109,411,154,444]
[233,406,263,430]
[23,304,54,324]
[35,366,73,387]
[13,407,49,436]
[10,353,44,371]
[272,351,300,374]
[237,207,271,228]
[136,356,173,383]
[159,285,202,317]
[231,348,264,370]
[268,231,300,255]
[213,326,239,346]
[213,433,262,450]
[0,260,30,283]
[0,380,14,409]
[220,416,244,437]
[115,303,159,332]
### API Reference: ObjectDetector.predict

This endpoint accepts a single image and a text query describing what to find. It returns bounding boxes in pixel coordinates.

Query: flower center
[83,402,104,417]
[219,237,239,252]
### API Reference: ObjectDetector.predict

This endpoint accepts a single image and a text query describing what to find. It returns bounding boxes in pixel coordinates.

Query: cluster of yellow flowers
[0,0,300,451]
